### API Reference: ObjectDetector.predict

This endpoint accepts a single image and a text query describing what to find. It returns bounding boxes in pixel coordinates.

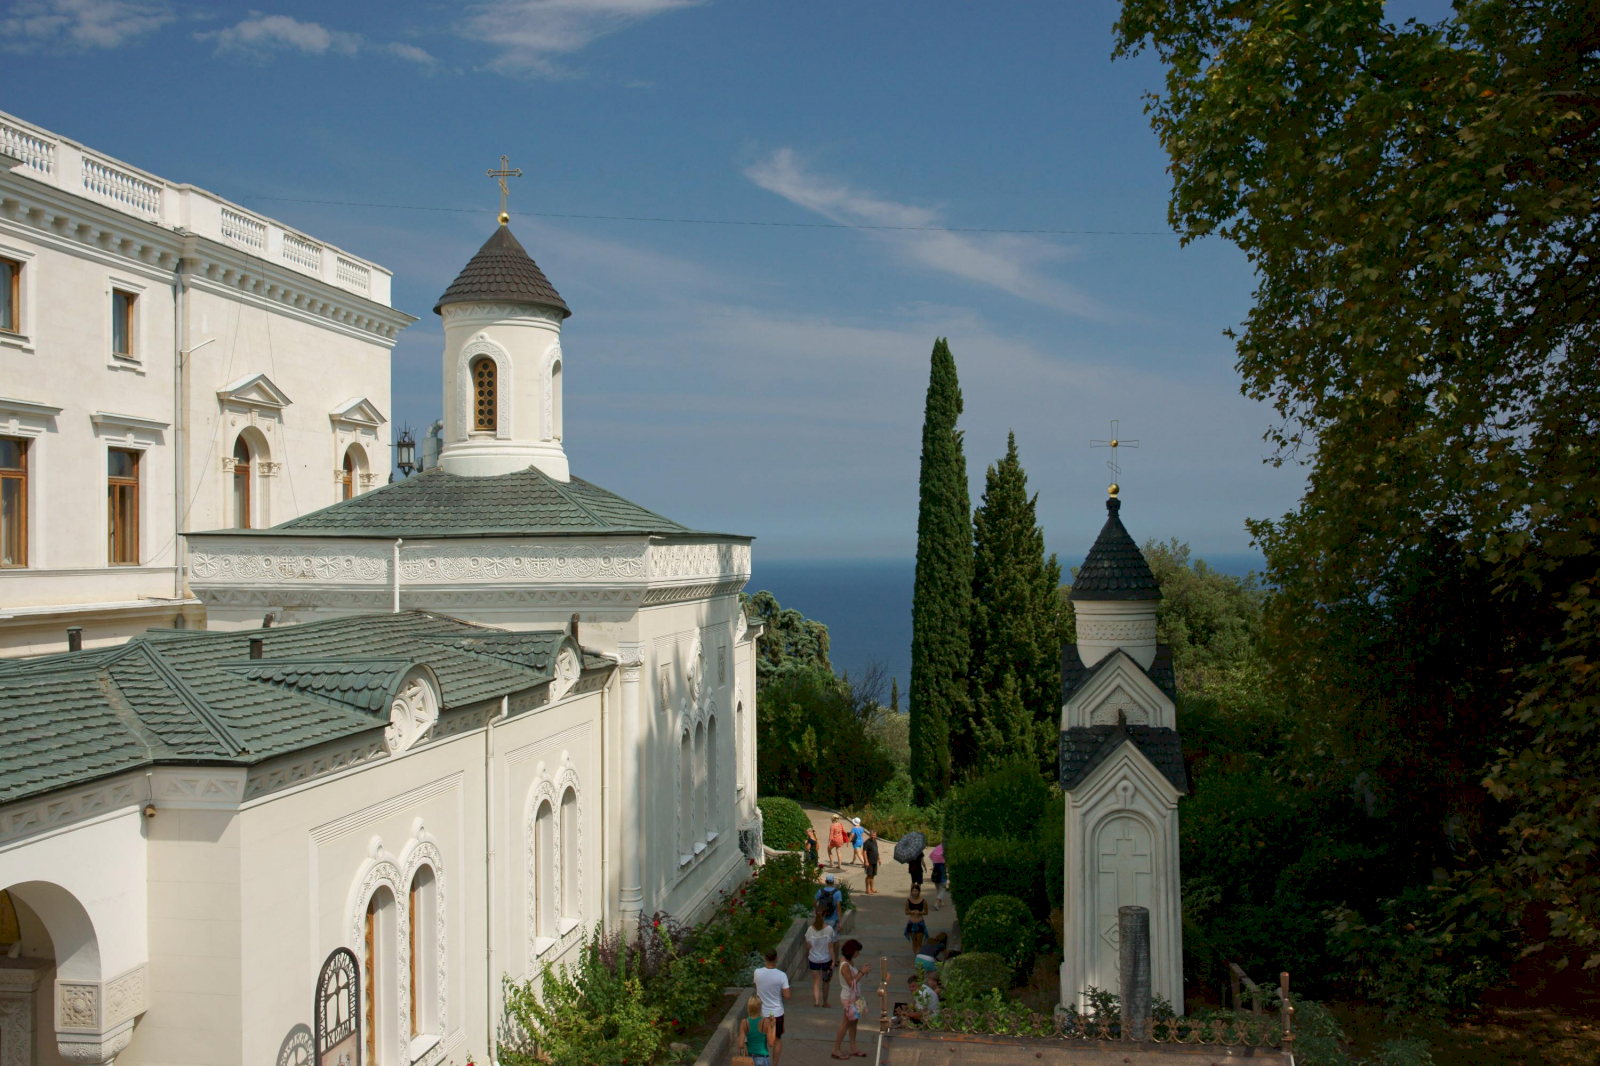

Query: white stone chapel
[0,217,761,1066]
[1058,491,1187,1014]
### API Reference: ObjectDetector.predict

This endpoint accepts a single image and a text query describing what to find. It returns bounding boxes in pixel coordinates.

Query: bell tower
[433,220,573,479]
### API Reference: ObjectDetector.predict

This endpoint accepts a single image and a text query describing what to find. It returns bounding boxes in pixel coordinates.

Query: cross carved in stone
[1097,819,1154,953]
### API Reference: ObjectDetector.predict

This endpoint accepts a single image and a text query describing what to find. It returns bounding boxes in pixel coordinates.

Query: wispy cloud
[459,0,702,75]
[0,0,174,51]
[745,148,1107,319]
[199,14,437,66]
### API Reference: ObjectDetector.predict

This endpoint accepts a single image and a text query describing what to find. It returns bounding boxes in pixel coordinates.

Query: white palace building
[0,110,414,657]
[0,203,761,1066]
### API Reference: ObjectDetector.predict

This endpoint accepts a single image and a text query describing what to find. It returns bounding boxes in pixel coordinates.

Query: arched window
[706,715,720,836]
[471,357,497,432]
[678,729,692,862]
[534,800,555,940]
[735,700,745,791]
[232,437,251,529]
[693,721,706,844]
[408,866,438,1038]
[364,888,397,1066]
[341,450,356,501]
[559,788,578,920]
[550,358,563,440]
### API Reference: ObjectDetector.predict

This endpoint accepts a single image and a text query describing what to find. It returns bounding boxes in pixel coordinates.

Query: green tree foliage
[500,933,665,1066]
[909,338,972,804]
[1114,0,1600,965]
[966,432,1062,776]
[940,952,1012,997]
[742,589,831,687]
[943,759,1061,918]
[756,663,895,808]
[757,795,811,850]
[945,757,1052,841]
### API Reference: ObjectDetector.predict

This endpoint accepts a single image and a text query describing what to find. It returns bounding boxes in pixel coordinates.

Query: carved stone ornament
[550,645,581,702]
[385,675,439,754]
[440,302,563,325]
[1090,685,1149,726]
[189,545,389,583]
[456,335,512,442]
[56,983,97,1029]
[687,635,705,708]
[56,1027,132,1064]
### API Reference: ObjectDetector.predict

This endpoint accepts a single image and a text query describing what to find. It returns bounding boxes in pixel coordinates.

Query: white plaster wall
[182,284,393,534]
[0,226,179,620]
[437,306,566,479]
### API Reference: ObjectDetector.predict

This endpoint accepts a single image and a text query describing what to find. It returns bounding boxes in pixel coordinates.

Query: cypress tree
[966,431,1063,777]
[908,338,971,804]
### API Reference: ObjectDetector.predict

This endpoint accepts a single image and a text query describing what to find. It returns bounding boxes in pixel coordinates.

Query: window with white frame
[559,787,578,920]
[408,866,439,1039]
[693,721,706,845]
[707,714,720,836]
[363,888,398,1066]
[0,256,19,335]
[111,288,136,359]
[0,437,26,568]
[678,729,692,863]
[533,799,555,940]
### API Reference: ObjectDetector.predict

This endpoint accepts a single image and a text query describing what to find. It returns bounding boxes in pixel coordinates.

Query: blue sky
[2,0,1338,562]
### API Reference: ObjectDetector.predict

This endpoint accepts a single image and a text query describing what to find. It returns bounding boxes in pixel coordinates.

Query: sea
[747,555,1264,693]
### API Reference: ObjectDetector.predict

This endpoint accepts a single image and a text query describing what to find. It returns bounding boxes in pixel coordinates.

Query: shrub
[940,952,1012,998]
[758,796,810,850]
[945,757,1051,842]
[962,894,1040,976]
[500,931,666,1066]
[843,775,945,846]
[946,835,1043,918]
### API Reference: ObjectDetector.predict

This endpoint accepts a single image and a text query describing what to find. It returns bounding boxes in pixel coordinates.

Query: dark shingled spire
[433,224,571,318]
[1068,497,1161,601]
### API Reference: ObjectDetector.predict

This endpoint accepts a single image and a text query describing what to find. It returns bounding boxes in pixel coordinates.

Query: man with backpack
[815,872,844,931]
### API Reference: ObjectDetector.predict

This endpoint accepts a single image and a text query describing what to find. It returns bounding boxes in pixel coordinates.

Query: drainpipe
[172,261,184,602]
[486,695,509,1064]
[392,538,403,613]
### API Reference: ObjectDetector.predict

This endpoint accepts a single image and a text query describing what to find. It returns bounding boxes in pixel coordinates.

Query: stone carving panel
[55,983,97,1030]
[441,303,563,325]
[399,542,646,583]
[1089,685,1149,727]
[648,543,751,582]
[1079,618,1158,643]
[188,546,389,583]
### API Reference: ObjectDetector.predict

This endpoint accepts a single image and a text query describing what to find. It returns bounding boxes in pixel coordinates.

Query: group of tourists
[741,812,953,1065]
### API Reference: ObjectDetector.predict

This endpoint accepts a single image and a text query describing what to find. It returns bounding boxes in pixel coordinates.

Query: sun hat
[852,817,862,826]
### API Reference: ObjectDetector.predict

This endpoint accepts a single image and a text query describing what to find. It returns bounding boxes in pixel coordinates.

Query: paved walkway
[762,805,958,1066]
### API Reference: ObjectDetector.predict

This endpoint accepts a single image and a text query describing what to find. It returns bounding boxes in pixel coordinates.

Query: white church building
[0,109,414,658]
[1058,493,1187,1014]
[0,218,760,1066]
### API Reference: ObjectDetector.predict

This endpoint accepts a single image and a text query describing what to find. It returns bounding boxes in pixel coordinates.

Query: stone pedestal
[0,957,51,1066]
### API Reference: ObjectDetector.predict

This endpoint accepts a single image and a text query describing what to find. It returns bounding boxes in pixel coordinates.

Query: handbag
[732,1055,756,1066]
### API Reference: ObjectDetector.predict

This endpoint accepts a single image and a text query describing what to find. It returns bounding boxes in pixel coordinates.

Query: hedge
[962,895,1040,977]
[758,796,810,850]
[945,835,1044,918]
[941,952,1011,996]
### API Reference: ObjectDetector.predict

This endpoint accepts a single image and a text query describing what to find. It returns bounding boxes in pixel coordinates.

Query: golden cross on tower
[1090,420,1139,498]
[486,154,523,224]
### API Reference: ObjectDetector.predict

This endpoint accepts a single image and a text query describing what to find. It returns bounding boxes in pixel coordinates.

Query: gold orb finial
[1108,482,1120,498]
[498,210,510,225]
[1109,438,1118,448]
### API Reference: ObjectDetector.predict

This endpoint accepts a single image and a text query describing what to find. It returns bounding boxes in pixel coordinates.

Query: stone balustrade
[0,109,393,306]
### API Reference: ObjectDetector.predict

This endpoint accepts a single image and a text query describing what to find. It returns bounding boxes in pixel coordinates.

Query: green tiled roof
[0,612,603,806]
[194,465,714,539]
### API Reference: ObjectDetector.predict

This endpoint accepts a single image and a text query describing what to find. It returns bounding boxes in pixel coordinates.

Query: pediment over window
[329,396,387,430]
[217,373,293,411]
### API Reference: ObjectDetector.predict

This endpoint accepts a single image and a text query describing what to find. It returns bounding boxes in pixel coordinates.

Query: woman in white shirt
[806,906,839,1006]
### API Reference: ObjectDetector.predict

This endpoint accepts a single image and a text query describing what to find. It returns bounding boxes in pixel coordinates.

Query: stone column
[617,642,645,925]
[1118,906,1151,1040]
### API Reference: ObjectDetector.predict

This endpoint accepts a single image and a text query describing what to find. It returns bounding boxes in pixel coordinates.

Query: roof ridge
[540,469,618,530]
[116,642,249,757]
[568,475,685,529]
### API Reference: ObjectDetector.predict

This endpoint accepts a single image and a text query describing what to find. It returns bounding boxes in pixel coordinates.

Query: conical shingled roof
[433,224,571,318]
[1068,496,1162,601]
